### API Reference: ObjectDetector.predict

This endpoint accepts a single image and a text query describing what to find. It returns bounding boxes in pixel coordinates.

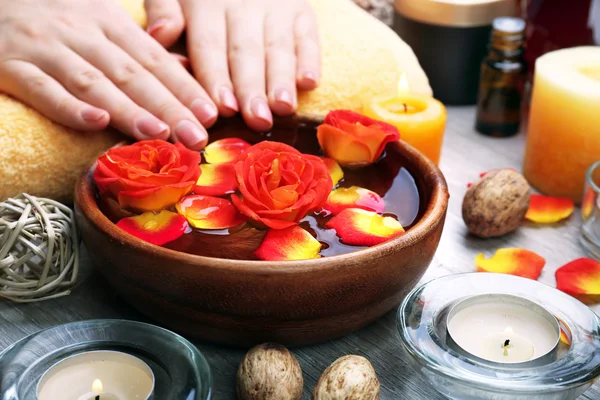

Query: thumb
[144,0,185,48]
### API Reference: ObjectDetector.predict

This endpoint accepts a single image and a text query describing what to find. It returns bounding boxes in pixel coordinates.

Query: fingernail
[135,116,169,139]
[190,99,218,126]
[81,107,108,123]
[219,87,239,112]
[251,98,272,124]
[175,119,207,149]
[274,88,293,108]
[147,18,167,36]
[302,72,317,86]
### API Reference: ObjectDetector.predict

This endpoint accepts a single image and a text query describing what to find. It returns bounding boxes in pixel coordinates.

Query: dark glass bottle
[475,17,527,137]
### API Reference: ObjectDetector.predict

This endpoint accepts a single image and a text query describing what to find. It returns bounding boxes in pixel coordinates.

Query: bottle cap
[493,17,526,34]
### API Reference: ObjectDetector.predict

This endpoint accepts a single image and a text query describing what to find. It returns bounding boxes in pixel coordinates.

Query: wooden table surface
[1,106,598,399]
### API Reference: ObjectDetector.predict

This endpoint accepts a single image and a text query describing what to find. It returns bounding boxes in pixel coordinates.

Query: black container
[393,0,518,105]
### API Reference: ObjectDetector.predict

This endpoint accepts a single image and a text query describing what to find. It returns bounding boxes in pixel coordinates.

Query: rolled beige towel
[0,0,431,203]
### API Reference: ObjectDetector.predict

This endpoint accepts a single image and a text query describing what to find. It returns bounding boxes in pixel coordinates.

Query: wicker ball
[0,194,79,302]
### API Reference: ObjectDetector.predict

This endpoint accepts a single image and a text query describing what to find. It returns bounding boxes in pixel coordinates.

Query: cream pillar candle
[523,47,600,203]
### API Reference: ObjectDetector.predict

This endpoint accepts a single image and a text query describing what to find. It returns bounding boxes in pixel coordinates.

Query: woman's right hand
[0,0,216,150]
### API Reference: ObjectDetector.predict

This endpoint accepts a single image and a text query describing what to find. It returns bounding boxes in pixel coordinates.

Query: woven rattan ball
[0,194,79,302]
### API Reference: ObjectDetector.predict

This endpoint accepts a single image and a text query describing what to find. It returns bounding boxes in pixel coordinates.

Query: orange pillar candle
[363,74,447,164]
[523,47,600,204]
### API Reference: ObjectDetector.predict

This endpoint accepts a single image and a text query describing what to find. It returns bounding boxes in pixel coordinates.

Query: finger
[182,0,238,117]
[265,11,297,116]
[0,60,109,131]
[294,8,321,90]
[35,47,170,142]
[227,8,272,131]
[105,20,219,130]
[171,53,190,71]
[71,37,209,149]
[144,0,185,48]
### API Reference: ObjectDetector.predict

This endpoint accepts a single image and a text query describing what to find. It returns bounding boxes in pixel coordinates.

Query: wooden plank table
[1,106,598,399]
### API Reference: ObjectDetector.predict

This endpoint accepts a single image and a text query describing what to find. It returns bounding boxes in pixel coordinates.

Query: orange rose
[317,110,400,166]
[94,140,200,212]
[231,141,332,229]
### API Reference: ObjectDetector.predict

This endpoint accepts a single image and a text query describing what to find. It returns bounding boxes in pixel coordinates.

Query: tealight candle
[446,294,560,366]
[37,350,154,400]
[363,74,447,164]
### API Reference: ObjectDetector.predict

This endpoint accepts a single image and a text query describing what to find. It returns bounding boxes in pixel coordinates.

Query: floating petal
[176,195,246,229]
[322,157,344,186]
[475,248,545,280]
[194,163,237,196]
[324,186,385,215]
[525,194,574,223]
[203,138,251,164]
[326,208,404,246]
[556,258,600,302]
[116,210,188,245]
[255,226,322,261]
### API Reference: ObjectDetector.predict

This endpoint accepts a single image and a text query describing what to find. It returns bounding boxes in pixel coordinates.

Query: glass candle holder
[581,160,600,260]
[397,272,600,400]
[0,319,212,400]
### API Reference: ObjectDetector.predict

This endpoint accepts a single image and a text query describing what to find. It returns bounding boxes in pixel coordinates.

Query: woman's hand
[0,0,216,149]
[145,0,321,131]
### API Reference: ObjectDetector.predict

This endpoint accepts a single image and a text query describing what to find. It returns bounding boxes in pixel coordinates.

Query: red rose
[317,110,400,166]
[231,141,333,229]
[94,140,200,212]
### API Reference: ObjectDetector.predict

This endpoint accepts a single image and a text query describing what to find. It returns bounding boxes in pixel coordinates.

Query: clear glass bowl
[397,273,600,400]
[0,319,212,400]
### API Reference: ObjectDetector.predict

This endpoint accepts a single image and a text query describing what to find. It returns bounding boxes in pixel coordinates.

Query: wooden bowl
[74,117,449,347]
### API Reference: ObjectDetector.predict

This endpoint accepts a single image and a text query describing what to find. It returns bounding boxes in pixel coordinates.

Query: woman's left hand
[144,0,321,132]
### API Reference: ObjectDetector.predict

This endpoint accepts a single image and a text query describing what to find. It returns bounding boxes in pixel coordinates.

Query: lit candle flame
[92,379,103,394]
[397,73,410,95]
[504,326,514,334]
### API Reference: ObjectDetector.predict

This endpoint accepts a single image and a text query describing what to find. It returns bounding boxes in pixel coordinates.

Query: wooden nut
[313,355,380,399]
[237,343,303,400]
[462,169,531,238]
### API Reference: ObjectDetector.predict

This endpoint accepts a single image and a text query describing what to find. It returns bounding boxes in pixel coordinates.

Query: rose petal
[326,208,405,246]
[480,168,517,178]
[204,138,251,164]
[475,248,546,280]
[118,182,195,212]
[467,168,517,188]
[255,225,322,261]
[560,328,571,346]
[582,187,596,220]
[194,163,237,196]
[322,157,344,186]
[116,210,188,245]
[525,194,575,223]
[324,186,385,215]
[176,195,246,229]
[556,258,600,302]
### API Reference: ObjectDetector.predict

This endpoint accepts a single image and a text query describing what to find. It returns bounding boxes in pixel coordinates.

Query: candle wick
[403,103,407,113]
[95,396,100,400]
[504,339,510,347]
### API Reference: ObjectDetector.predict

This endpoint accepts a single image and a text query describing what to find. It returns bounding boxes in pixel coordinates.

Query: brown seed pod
[237,343,303,400]
[462,169,531,238]
[312,355,380,399]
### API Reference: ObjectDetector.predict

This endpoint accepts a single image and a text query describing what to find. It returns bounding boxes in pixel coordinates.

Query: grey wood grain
[1,106,598,400]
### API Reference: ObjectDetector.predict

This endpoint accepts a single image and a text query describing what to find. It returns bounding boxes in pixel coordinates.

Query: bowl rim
[75,123,449,275]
